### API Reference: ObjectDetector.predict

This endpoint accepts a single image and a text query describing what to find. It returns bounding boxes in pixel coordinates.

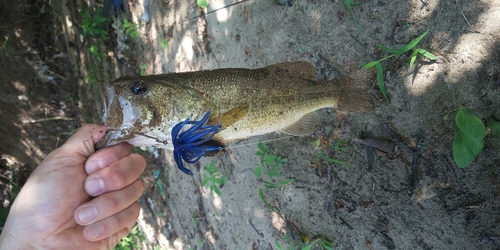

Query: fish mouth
[97,83,143,149]
[97,82,174,150]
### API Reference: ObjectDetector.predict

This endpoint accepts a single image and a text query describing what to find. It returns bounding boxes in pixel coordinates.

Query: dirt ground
[1,0,500,249]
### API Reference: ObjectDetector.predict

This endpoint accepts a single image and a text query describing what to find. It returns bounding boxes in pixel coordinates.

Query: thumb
[59,124,109,158]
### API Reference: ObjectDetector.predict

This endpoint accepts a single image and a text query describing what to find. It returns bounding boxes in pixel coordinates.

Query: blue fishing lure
[172,111,223,175]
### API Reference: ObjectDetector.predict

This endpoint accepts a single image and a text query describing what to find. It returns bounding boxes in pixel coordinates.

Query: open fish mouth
[97,83,165,149]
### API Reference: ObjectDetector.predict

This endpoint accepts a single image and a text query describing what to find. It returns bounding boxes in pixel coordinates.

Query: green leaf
[361,60,379,69]
[268,166,281,178]
[417,48,438,60]
[254,164,264,179]
[211,185,221,196]
[343,0,364,37]
[376,30,429,56]
[279,179,294,186]
[212,176,225,185]
[487,118,500,137]
[453,106,485,168]
[302,242,314,250]
[453,131,479,168]
[409,49,419,68]
[275,241,284,250]
[201,175,209,186]
[197,0,208,8]
[264,154,277,165]
[375,62,389,102]
[455,106,485,140]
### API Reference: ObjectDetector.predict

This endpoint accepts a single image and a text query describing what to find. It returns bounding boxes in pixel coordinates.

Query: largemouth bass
[97,61,373,173]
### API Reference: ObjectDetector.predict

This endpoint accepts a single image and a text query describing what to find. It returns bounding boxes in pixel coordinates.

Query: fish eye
[131,81,147,95]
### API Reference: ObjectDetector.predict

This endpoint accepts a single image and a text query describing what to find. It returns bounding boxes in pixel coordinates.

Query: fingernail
[85,159,104,174]
[85,176,105,196]
[86,224,103,239]
[78,206,97,224]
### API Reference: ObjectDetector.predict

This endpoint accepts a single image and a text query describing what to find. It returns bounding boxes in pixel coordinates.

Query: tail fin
[333,68,375,112]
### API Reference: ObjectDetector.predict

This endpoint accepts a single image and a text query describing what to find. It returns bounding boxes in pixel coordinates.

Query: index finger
[85,143,134,175]
[59,124,109,158]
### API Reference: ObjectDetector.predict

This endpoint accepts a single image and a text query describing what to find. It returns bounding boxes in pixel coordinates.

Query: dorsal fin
[266,61,317,80]
[280,112,320,136]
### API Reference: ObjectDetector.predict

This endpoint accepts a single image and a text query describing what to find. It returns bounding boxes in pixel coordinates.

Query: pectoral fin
[209,105,249,128]
[280,112,320,136]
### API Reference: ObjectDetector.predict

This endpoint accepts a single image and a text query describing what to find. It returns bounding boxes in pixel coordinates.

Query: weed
[255,142,288,180]
[153,169,167,196]
[488,118,500,137]
[343,0,363,37]
[113,224,145,250]
[122,18,139,40]
[276,234,334,250]
[302,237,334,250]
[315,140,353,168]
[197,0,208,8]
[140,64,147,75]
[86,65,98,87]
[2,36,8,56]
[362,30,437,102]
[201,160,227,196]
[255,142,293,216]
[89,42,105,62]
[191,216,199,225]
[81,8,108,40]
[159,39,169,49]
[453,106,485,168]
[81,7,108,64]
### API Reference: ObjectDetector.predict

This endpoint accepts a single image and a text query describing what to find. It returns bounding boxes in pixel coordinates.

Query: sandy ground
[2,0,500,249]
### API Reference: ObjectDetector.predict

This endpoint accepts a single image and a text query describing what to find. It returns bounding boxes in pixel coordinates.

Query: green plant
[343,0,363,37]
[140,64,147,75]
[197,0,208,8]
[488,118,500,137]
[301,237,334,250]
[113,225,145,250]
[276,235,334,250]
[122,18,139,40]
[86,65,98,87]
[201,160,227,196]
[255,142,288,179]
[81,8,108,40]
[362,30,437,102]
[153,169,167,196]
[453,106,485,168]
[314,140,353,168]
[159,39,169,49]
[254,142,293,216]
[2,35,9,56]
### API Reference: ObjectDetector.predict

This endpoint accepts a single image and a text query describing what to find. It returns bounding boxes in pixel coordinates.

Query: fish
[97,61,374,174]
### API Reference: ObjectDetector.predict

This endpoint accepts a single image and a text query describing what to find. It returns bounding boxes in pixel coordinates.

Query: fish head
[98,76,181,150]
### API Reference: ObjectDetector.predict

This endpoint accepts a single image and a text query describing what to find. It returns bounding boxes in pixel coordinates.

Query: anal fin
[280,112,320,136]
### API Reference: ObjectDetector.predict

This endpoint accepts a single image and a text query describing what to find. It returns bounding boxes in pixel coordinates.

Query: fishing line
[224,135,295,150]
[187,0,250,21]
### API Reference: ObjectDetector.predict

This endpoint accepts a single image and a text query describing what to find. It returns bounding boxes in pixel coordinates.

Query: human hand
[0,124,146,249]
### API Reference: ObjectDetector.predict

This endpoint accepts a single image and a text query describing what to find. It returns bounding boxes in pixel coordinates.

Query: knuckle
[110,168,128,188]
[107,194,121,211]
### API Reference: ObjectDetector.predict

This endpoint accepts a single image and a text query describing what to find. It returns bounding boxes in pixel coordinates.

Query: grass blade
[343,0,364,37]
[417,48,438,60]
[375,62,388,102]
[409,49,419,68]
[361,60,379,69]
[259,188,276,213]
[377,30,429,55]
